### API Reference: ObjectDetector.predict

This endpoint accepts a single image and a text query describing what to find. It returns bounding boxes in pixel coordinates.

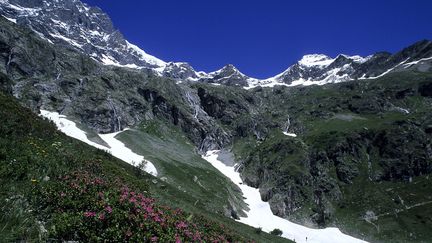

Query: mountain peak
[337,54,372,64]
[210,64,244,77]
[298,54,333,67]
[222,64,238,71]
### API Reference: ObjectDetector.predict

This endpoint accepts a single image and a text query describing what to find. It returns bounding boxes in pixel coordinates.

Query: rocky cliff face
[0,0,166,69]
[234,74,432,241]
[0,16,232,152]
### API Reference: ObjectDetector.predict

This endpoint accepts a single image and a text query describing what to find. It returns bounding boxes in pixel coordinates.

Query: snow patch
[361,58,410,80]
[126,40,166,67]
[402,56,432,68]
[2,15,16,23]
[49,32,83,49]
[282,132,297,137]
[202,150,367,243]
[100,54,142,69]
[245,53,371,89]
[349,54,373,63]
[2,2,41,16]
[99,131,158,176]
[40,110,157,176]
[50,19,70,30]
[299,54,334,67]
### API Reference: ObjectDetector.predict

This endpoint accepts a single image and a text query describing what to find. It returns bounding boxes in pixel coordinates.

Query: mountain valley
[0,0,432,242]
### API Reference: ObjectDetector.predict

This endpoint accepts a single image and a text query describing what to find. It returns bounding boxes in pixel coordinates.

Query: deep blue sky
[81,0,432,78]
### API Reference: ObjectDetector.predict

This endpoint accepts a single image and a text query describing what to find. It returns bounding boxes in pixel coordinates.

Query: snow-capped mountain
[0,0,232,81]
[0,0,166,69]
[157,62,207,81]
[247,54,372,88]
[247,41,432,89]
[1,0,431,89]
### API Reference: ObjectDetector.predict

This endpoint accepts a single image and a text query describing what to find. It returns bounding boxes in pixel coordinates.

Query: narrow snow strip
[3,15,17,23]
[361,58,410,80]
[202,150,367,243]
[2,2,41,15]
[402,56,432,67]
[282,132,297,137]
[49,32,83,49]
[40,110,157,176]
[100,53,143,69]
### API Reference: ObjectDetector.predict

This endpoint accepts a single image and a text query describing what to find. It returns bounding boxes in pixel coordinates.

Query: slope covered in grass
[0,91,290,242]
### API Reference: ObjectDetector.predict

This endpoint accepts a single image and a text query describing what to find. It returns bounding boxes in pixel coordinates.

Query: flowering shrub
[37,170,246,242]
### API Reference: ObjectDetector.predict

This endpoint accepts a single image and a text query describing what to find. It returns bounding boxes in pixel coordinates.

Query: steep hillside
[199,72,432,242]
[0,13,257,229]
[0,90,290,242]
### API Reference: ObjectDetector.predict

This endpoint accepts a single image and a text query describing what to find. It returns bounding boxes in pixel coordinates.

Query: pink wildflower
[176,221,188,229]
[193,231,202,241]
[153,215,162,222]
[175,234,182,243]
[98,213,105,220]
[145,206,153,214]
[105,206,113,214]
[94,178,103,185]
[83,211,96,217]
[129,197,137,203]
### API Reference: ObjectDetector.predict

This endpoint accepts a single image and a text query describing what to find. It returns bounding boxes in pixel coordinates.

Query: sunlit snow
[125,40,166,67]
[402,56,432,68]
[360,58,410,80]
[282,132,297,137]
[245,54,370,89]
[100,53,143,69]
[40,110,158,176]
[3,15,17,23]
[202,150,367,243]
[299,54,334,67]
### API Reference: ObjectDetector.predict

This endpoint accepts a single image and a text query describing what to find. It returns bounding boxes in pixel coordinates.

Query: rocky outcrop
[418,82,432,97]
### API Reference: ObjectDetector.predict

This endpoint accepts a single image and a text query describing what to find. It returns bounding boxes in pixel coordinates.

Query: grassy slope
[115,120,292,242]
[116,120,244,213]
[0,91,290,242]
